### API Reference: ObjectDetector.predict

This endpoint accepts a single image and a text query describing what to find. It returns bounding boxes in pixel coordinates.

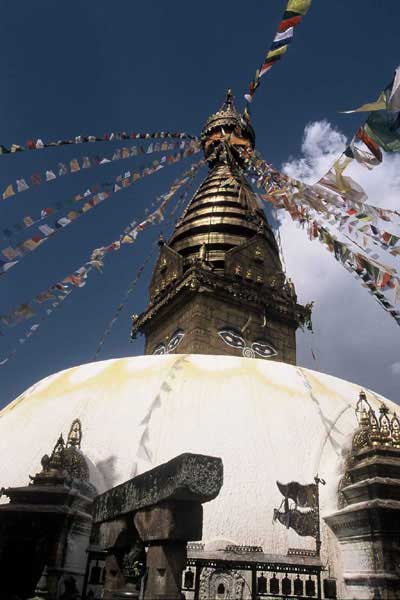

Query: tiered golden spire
[168,90,280,272]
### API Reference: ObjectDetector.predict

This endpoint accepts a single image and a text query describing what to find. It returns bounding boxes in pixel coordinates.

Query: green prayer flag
[365,111,400,153]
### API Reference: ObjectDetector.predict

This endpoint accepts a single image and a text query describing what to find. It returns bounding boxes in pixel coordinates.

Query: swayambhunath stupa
[0,1,400,599]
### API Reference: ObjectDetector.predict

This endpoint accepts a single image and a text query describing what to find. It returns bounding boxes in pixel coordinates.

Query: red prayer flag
[278,15,302,32]
[30,173,41,185]
[356,127,383,162]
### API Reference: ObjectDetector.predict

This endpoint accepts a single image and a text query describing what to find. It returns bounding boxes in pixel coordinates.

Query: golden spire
[168,89,279,272]
[200,89,255,164]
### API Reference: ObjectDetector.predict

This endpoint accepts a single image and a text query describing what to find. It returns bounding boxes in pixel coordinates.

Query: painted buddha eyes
[153,344,167,355]
[218,327,277,359]
[218,329,245,349]
[153,329,185,355]
[167,330,185,351]
[252,341,277,358]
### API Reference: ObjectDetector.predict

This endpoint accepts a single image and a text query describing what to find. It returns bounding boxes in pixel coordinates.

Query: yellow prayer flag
[287,0,312,15]
[267,45,288,60]
[22,239,38,251]
[122,235,134,244]
[2,184,15,200]
[2,247,18,260]
[333,156,353,193]
[341,91,386,114]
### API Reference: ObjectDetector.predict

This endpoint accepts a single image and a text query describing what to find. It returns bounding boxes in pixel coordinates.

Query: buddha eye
[167,329,185,352]
[218,328,245,349]
[251,340,277,358]
[153,343,166,355]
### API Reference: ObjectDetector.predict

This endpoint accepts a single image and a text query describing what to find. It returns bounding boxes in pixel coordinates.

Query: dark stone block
[134,501,203,542]
[94,453,223,523]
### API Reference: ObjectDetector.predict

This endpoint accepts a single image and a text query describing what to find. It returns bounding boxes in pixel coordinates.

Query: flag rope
[0,144,201,276]
[0,160,205,366]
[0,130,198,157]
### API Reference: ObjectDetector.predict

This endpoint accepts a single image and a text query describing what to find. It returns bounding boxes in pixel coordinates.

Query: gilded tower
[132,91,309,364]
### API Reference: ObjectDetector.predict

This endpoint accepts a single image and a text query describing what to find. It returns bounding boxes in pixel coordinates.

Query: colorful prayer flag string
[0,159,205,365]
[308,64,400,224]
[244,0,313,103]
[1,139,198,203]
[244,149,400,257]
[0,130,198,158]
[244,152,400,326]
[0,143,201,276]
[92,253,154,360]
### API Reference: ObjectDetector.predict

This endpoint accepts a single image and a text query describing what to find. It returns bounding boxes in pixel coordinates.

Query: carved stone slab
[93,453,223,523]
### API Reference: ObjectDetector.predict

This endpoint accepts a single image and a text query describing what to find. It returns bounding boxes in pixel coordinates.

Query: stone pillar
[135,501,202,600]
[92,453,223,600]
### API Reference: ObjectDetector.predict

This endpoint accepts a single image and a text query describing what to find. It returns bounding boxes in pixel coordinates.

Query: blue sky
[1,0,399,407]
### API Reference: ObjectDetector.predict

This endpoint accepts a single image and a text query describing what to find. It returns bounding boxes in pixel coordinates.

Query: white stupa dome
[0,354,395,558]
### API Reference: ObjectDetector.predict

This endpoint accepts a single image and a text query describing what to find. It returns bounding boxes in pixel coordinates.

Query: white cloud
[282,120,347,182]
[390,362,400,375]
[278,120,400,403]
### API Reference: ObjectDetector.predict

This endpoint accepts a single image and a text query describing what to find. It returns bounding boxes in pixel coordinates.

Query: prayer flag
[287,0,312,15]
[23,216,34,227]
[31,173,41,185]
[22,239,39,251]
[55,217,71,228]
[38,224,55,236]
[273,26,294,43]
[356,127,382,162]
[389,66,400,111]
[365,111,400,153]
[58,163,68,176]
[70,159,80,172]
[3,184,15,199]
[341,91,387,114]
[2,247,19,260]
[267,44,288,60]
[16,179,29,192]
[278,15,302,32]
[45,170,57,181]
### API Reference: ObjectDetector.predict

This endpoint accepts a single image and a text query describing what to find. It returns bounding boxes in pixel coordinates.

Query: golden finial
[379,405,392,447]
[369,410,381,447]
[67,419,82,449]
[352,391,373,451]
[225,88,234,108]
[391,413,400,448]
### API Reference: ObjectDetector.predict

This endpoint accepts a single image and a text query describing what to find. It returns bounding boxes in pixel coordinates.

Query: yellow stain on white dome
[0,354,396,557]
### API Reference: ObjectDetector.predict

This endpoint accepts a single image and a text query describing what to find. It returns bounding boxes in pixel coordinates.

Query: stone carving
[218,326,277,359]
[199,568,244,600]
[93,452,223,529]
[94,453,223,600]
